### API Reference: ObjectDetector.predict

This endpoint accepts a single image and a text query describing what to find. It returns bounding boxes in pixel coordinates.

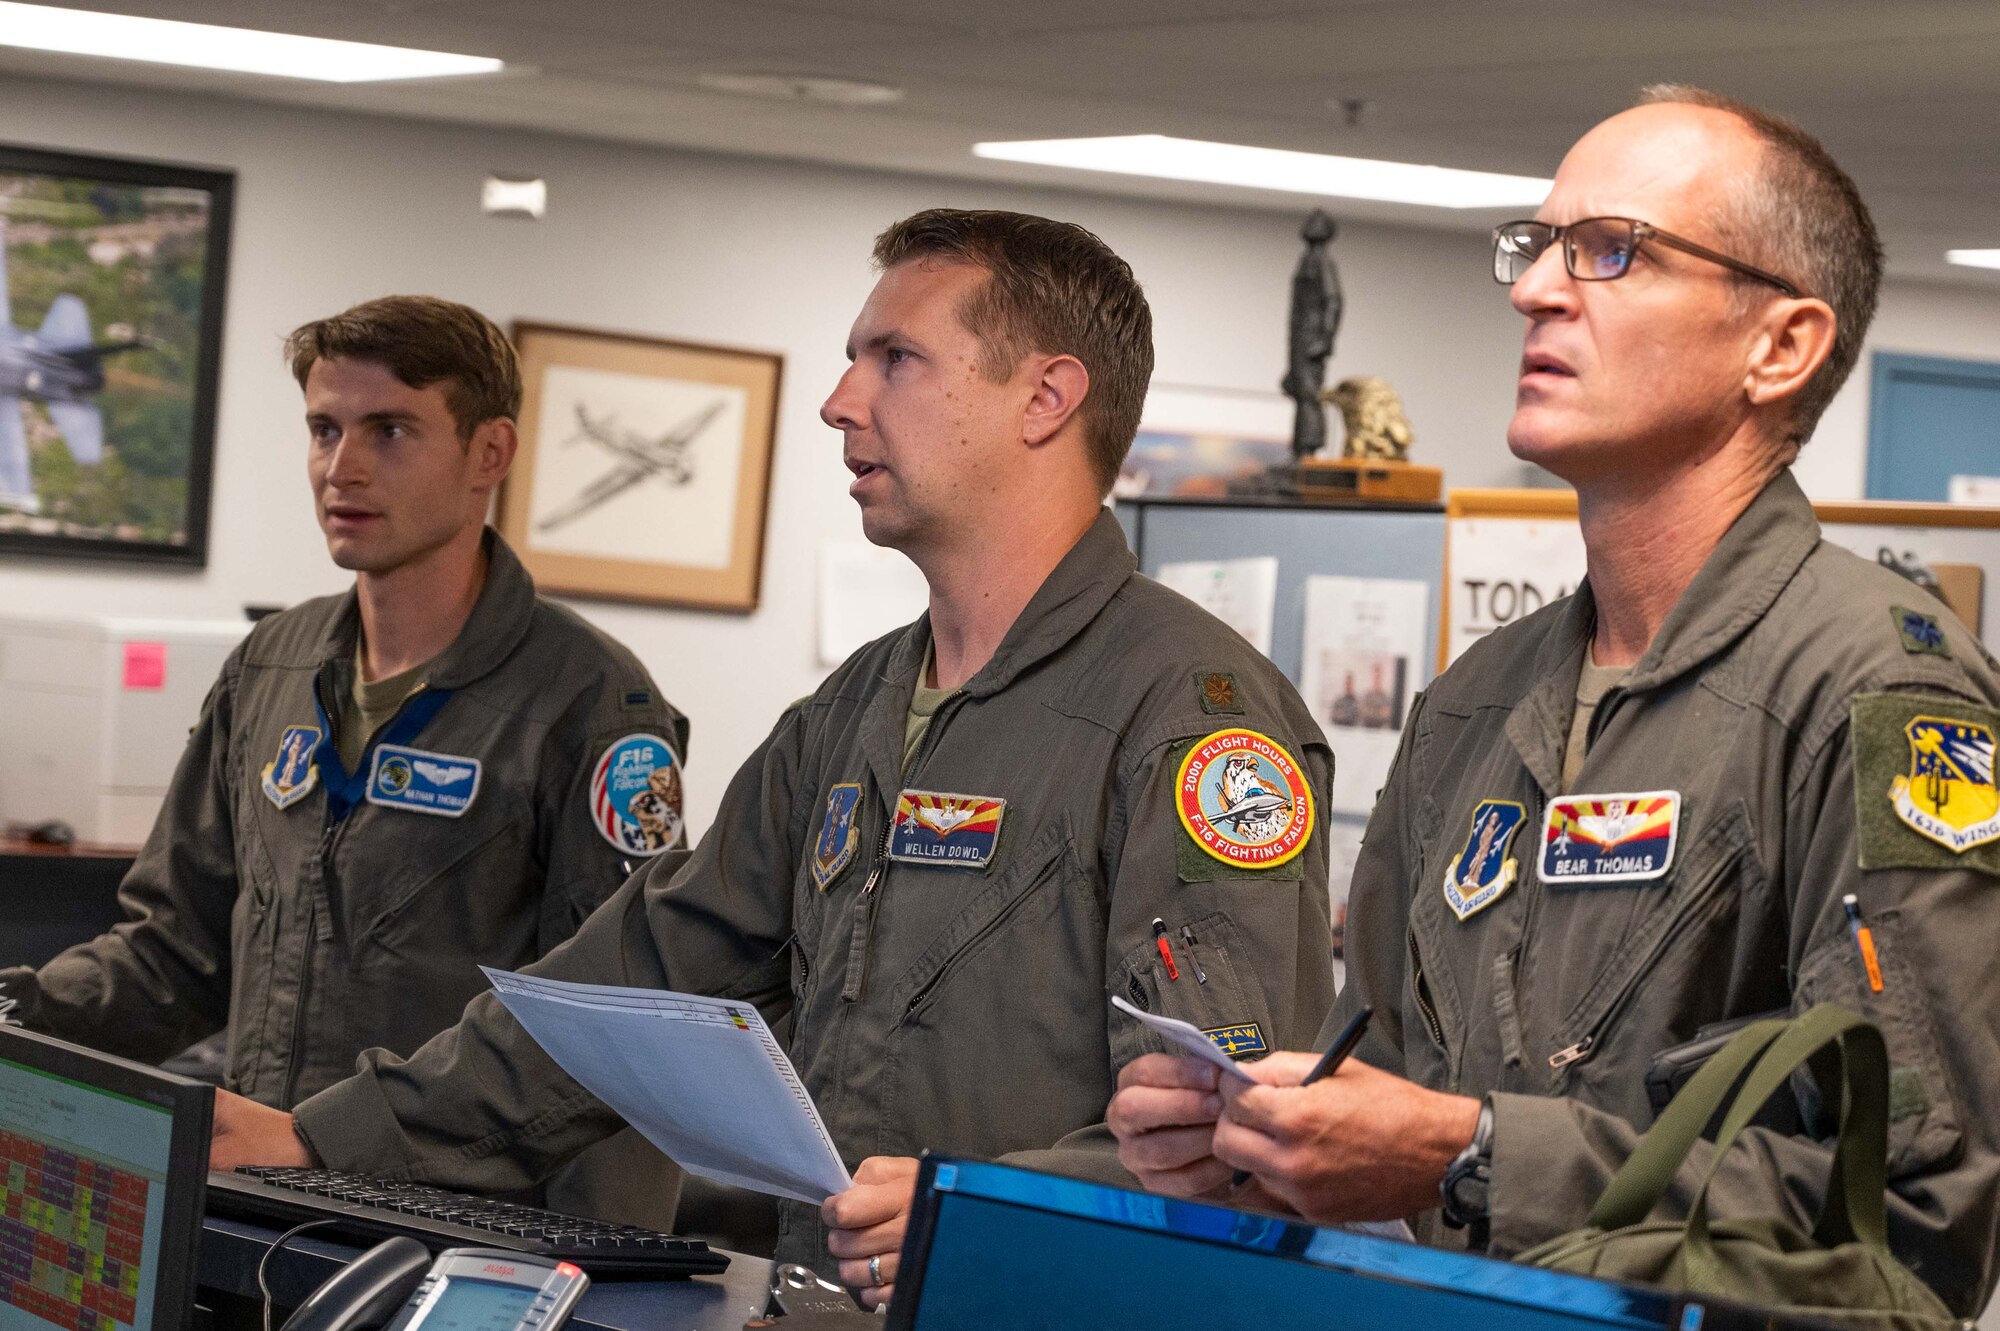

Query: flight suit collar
[860,510,1138,800]
[311,527,539,690]
[1504,470,1822,794]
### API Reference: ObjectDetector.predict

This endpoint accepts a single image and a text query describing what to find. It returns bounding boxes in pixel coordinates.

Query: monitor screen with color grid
[890,1157,1819,1331]
[0,1028,212,1331]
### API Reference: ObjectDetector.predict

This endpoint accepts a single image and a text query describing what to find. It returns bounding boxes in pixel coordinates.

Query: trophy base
[1270,458,1443,504]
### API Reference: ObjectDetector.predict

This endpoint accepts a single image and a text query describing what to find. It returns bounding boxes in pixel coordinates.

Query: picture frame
[500,322,782,612]
[0,143,234,566]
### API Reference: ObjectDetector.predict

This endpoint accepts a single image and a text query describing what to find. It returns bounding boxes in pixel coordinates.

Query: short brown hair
[1640,85,1883,445]
[285,295,522,438]
[872,209,1154,491]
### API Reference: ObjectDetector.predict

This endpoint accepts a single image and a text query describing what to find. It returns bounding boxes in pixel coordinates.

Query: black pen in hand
[1230,1005,1373,1189]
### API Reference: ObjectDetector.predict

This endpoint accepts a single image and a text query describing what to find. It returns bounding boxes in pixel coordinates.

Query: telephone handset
[281,1241,590,1331]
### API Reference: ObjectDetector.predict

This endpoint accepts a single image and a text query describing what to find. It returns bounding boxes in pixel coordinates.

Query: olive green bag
[1521,1005,1962,1329]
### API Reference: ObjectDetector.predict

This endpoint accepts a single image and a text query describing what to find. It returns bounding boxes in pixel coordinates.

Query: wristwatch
[1440,1096,1495,1240]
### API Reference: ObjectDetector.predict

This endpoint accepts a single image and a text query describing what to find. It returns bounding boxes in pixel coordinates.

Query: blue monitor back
[889,1158,1783,1331]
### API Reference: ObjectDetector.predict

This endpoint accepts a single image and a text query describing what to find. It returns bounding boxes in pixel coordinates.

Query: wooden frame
[500,322,782,611]
[0,143,234,567]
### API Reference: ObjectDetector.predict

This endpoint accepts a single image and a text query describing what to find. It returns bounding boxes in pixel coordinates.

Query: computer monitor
[0,1027,213,1331]
[891,1157,1808,1331]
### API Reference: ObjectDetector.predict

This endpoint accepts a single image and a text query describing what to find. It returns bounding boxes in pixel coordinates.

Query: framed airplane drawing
[500,323,782,611]
[0,144,234,565]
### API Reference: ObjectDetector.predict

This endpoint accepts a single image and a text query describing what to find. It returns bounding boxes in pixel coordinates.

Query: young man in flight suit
[210,213,1339,1305]
[1,296,689,1219]
[1108,89,2000,1317]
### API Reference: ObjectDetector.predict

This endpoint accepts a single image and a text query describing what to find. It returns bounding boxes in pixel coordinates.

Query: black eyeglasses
[1492,216,1804,299]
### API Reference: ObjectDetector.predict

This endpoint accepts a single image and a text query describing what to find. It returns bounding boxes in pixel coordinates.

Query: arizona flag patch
[1540,791,1681,884]
[887,790,1005,869]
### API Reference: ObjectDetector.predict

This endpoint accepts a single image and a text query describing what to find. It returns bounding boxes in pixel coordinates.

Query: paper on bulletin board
[817,541,930,668]
[1445,517,1587,667]
[1300,575,1430,815]
[1157,556,1279,656]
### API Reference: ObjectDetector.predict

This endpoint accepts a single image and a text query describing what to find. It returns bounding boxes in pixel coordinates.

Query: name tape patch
[1175,728,1314,871]
[1540,791,1681,884]
[1203,1023,1268,1060]
[887,790,1005,869]
[366,744,481,818]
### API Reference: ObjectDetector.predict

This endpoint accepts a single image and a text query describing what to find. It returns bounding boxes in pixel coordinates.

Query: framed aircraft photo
[0,144,234,565]
[500,323,782,611]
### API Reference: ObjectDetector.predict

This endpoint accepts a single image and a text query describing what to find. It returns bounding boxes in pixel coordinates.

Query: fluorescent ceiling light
[0,1,502,82]
[1946,249,2000,271]
[975,134,1550,210]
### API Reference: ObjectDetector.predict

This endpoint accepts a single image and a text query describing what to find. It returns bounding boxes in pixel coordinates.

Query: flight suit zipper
[838,686,967,1004]
[1408,927,1446,1050]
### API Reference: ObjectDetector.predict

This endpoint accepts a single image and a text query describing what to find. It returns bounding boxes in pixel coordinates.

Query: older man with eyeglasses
[1109,85,2000,1315]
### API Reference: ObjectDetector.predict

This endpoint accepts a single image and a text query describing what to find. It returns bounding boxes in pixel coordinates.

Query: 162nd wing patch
[1852,693,2000,877]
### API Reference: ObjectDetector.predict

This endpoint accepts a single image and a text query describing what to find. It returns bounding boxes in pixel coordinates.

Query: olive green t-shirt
[903,647,955,775]
[338,641,429,774]
[1561,652,1630,793]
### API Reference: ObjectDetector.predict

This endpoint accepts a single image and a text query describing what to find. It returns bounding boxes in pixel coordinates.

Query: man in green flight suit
[1109,87,2000,1317]
[209,213,1339,1305]
[1,295,689,1223]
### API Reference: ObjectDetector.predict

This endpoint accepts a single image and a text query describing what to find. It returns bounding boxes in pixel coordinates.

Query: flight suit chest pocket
[1794,909,1961,1180]
[1110,912,1277,1072]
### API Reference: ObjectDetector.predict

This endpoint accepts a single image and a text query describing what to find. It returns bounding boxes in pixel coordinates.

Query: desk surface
[200,1215,775,1331]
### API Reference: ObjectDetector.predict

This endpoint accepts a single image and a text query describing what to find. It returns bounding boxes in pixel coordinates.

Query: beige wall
[1,74,1997,834]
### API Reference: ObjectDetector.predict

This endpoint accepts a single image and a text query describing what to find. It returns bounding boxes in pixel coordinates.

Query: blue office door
[1866,352,2000,500]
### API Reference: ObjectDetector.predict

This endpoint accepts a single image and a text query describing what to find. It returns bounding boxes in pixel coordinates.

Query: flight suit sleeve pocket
[1793,908,1961,1179]
[1107,912,1275,1070]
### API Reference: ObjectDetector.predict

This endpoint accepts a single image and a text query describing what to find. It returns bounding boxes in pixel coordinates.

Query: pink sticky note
[122,641,167,691]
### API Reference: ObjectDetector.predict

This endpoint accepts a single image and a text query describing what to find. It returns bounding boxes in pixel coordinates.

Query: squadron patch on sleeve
[811,782,864,891]
[1174,728,1314,876]
[1891,606,1951,659]
[260,725,322,810]
[1442,799,1526,920]
[591,733,684,856]
[1853,693,2000,874]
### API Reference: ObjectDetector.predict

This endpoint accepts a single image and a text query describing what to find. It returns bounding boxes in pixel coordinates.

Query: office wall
[1,74,1997,832]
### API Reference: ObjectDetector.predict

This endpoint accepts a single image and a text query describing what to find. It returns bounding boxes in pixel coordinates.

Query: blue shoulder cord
[310,684,454,824]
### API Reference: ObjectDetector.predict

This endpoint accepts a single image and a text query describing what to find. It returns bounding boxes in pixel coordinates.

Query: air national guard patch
[1176,729,1314,871]
[261,725,321,810]
[812,782,864,891]
[1203,1023,1268,1060]
[591,733,683,856]
[1541,791,1682,884]
[366,744,480,818]
[1442,799,1526,920]
[887,790,1005,869]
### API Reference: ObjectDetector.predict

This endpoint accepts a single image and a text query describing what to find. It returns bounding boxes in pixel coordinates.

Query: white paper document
[1111,995,1253,1082]
[482,968,852,1204]
[1299,575,1432,816]
[1157,556,1279,656]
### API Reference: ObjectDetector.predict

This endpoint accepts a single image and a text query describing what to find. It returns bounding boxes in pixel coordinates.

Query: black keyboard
[207,1166,729,1278]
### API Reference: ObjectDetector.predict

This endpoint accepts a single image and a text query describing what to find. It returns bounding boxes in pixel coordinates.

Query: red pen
[1152,917,1180,981]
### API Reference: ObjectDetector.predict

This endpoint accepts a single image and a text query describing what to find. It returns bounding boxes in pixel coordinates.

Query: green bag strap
[1684,1005,1890,1256]
[1585,1016,1791,1231]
